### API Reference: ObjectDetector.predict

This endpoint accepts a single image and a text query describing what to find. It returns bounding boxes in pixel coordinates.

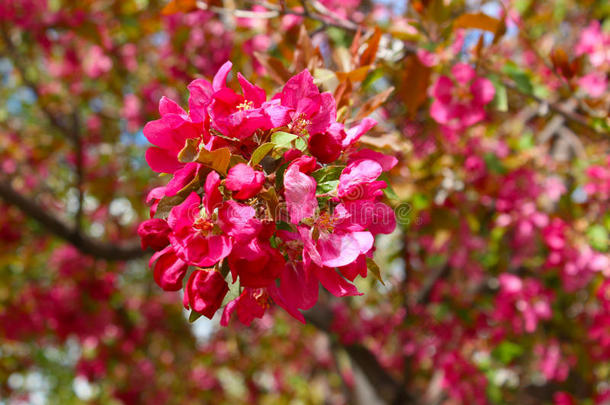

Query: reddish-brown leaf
[161,0,198,15]
[401,55,431,117]
[360,27,382,67]
[354,87,394,121]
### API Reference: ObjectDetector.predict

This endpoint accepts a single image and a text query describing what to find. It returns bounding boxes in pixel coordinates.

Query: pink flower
[209,66,289,139]
[184,269,229,319]
[337,159,386,201]
[430,63,495,138]
[589,313,610,349]
[186,61,233,123]
[83,45,112,78]
[140,64,398,325]
[143,96,203,173]
[297,205,374,297]
[348,148,397,172]
[535,340,572,382]
[494,274,553,334]
[168,173,233,267]
[308,126,343,163]
[575,21,610,68]
[579,72,608,98]
[138,218,170,251]
[224,164,265,200]
[279,70,336,136]
[284,157,318,224]
[149,246,188,291]
[220,288,269,326]
[227,238,285,288]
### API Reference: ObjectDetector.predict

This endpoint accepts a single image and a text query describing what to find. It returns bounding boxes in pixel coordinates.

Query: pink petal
[151,246,188,291]
[431,76,454,103]
[204,171,222,214]
[314,265,362,297]
[284,163,317,224]
[342,117,377,148]
[212,61,232,91]
[159,96,186,116]
[451,62,476,85]
[348,149,397,171]
[318,232,362,268]
[145,147,183,174]
[279,263,319,310]
[237,73,266,106]
[471,77,495,105]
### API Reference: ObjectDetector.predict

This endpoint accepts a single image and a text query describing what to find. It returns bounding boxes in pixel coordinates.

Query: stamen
[237,100,254,111]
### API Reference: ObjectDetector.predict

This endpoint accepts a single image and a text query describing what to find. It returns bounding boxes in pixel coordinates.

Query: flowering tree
[0,0,609,404]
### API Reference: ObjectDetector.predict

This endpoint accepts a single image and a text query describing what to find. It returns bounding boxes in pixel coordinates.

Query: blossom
[430,62,495,139]
[149,246,188,291]
[279,70,336,136]
[140,63,396,325]
[575,21,610,68]
[208,64,289,139]
[579,72,608,98]
[224,164,265,200]
[143,96,203,173]
[494,274,553,334]
[138,218,171,251]
[284,156,318,224]
[167,174,233,267]
[184,269,229,319]
[220,288,269,326]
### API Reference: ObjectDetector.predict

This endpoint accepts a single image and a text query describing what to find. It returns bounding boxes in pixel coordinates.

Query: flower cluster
[429,62,495,141]
[138,62,396,325]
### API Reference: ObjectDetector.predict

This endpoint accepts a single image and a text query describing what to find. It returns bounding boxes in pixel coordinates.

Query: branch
[202,0,360,33]
[0,179,145,261]
[415,264,451,305]
[305,304,415,404]
[502,80,607,137]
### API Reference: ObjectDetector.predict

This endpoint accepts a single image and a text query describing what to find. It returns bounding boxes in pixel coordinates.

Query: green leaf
[492,341,523,364]
[188,310,202,323]
[366,258,385,285]
[249,142,275,166]
[489,75,508,112]
[271,131,298,148]
[312,165,344,194]
[221,279,241,307]
[294,137,307,151]
[484,153,507,174]
[379,173,399,200]
[502,63,533,94]
[587,224,608,252]
[275,162,289,190]
[362,68,385,90]
[518,133,534,150]
[311,166,344,183]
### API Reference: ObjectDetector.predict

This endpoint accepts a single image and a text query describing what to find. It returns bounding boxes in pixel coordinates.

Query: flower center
[237,100,254,111]
[252,289,270,309]
[453,84,472,101]
[288,113,312,136]
[193,216,214,235]
[316,212,338,232]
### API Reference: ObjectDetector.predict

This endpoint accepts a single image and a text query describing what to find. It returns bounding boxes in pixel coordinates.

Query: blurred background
[0,0,609,404]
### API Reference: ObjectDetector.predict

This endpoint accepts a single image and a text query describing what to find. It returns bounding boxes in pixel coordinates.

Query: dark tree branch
[415,264,451,305]
[0,179,145,261]
[305,304,415,404]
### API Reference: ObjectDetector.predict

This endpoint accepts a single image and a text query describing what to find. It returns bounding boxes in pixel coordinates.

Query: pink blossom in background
[430,63,495,140]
